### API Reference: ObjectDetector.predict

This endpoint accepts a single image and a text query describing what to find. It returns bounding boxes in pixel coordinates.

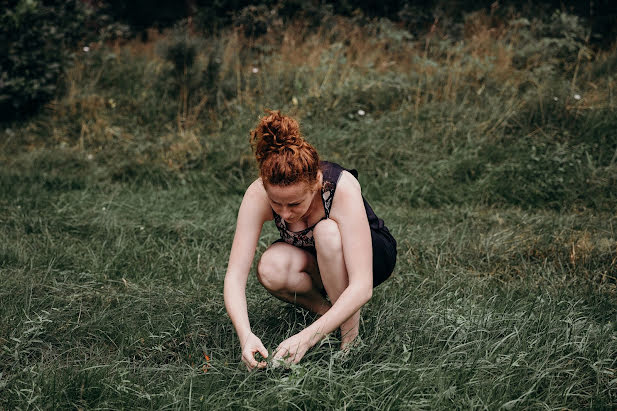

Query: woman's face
[264,181,317,224]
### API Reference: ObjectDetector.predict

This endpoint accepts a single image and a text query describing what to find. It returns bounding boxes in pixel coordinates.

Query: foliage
[3,0,613,124]
[0,0,100,121]
[510,11,592,76]
[101,0,190,31]
[4,9,615,209]
[93,0,616,45]
[1,10,616,408]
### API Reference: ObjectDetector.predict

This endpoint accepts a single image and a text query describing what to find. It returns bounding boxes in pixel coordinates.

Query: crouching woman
[223,110,397,370]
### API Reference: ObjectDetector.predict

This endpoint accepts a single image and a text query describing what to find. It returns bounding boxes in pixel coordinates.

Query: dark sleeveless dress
[271,161,397,287]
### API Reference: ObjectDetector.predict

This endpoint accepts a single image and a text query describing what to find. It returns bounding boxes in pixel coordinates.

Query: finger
[242,357,253,371]
[273,346,287,360]
[243,358,254,371]
[243,352,257,370]
[292,352,303,364]
[258,342,269,359]
[256,360,267,369]
[275,344,289,357]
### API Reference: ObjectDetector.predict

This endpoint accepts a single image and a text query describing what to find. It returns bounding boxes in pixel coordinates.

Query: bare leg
[257,242,331,316]
[313,220,360,349]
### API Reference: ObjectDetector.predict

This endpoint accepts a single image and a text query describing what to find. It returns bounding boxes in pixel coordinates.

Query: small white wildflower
[574,94,581,100]
[357,109,366,116]
[83,46,90,52]
[140,226,145,231]
[251,67,259,74]
[102,207,106,211]
[292,96,298,106]
[553,97,558,101]
[87,154,94,160]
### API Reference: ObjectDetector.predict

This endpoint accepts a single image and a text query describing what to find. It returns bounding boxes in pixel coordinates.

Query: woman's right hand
[241,333,269,370]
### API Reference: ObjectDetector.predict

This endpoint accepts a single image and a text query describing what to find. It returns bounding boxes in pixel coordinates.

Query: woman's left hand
[273,332,312,366]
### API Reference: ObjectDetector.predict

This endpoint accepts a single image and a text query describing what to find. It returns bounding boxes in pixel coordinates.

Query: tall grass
[1,11,616,409]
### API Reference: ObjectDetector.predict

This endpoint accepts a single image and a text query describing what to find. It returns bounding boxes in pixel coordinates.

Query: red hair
[250,110,320,187]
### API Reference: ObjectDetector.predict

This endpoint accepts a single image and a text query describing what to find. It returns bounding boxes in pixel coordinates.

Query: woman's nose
[280,207,292,219]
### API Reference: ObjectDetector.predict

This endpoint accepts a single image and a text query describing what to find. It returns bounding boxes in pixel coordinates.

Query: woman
[223,110,397,370]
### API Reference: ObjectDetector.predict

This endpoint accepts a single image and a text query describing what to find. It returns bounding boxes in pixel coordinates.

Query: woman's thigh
[313,219,396,288]
[258,241,323,291]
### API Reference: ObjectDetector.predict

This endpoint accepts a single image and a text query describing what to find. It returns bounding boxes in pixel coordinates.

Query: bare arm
[223,179,272,368]
[273,171,373,361]
[303,171,373,343]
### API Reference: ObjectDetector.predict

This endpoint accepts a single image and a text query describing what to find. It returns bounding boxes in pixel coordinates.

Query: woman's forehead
[265,182,310,203]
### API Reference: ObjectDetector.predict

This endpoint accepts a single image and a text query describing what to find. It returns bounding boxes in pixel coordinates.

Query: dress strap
[319,160,345,219]
[322,184,335,218]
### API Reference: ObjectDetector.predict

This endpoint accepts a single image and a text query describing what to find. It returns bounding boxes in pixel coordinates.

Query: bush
[0,0,97,122]
[509,11,591,77]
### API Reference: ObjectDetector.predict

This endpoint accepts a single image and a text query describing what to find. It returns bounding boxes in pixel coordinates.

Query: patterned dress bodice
[272,178,335,248]
[272,161,386,248]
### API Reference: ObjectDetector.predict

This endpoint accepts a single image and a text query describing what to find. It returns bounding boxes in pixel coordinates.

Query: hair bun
[250,110,304,163]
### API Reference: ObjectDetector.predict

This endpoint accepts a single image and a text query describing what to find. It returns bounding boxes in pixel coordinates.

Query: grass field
[1,12,616,409]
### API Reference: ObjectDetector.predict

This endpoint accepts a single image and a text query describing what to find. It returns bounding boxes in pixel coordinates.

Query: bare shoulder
[241,178,273,222]
[245,177,267,197]
[330,170,363,218]
[336,170,362,195]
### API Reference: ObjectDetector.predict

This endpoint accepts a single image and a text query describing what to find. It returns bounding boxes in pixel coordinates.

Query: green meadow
[1,11,616,409]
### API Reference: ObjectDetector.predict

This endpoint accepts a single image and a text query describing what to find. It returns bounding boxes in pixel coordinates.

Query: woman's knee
[256,248,291,292]
[313,219,343,257]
